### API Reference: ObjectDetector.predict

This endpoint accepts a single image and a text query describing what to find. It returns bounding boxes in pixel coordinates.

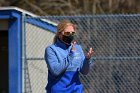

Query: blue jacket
[45,39,91,93]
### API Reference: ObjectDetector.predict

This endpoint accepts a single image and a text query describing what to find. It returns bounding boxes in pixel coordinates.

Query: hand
[85,48,94,59]
[71,41,76,51]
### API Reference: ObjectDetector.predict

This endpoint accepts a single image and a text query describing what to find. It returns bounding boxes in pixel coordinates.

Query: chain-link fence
[23,15,140,93]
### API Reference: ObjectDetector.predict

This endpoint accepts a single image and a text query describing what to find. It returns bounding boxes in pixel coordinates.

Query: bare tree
[0,0,140,15]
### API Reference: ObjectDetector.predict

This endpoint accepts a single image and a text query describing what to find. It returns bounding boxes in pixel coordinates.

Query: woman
[45,20,94,93]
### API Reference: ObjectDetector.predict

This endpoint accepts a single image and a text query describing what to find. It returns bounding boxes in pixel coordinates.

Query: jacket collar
[55,39,72,50]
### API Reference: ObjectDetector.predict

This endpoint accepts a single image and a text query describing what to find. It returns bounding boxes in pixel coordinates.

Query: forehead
[63,25,75,32]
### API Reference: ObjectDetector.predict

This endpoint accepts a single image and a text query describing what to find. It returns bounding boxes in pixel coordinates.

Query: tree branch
[24,0,47,15]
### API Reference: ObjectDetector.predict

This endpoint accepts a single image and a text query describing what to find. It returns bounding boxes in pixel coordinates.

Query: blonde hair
[53,20,76,43]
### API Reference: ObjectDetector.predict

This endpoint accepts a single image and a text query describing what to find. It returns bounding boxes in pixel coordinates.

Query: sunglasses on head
[62,31,76,36]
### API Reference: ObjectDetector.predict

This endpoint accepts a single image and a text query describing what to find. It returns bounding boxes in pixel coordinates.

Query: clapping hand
[71,41,76,51]
[85,48,94,59]
[71,41,94,59]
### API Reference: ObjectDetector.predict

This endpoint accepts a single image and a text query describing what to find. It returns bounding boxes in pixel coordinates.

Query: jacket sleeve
[44,46,73,76]
[79,46,92,75]
[80,58,92,75]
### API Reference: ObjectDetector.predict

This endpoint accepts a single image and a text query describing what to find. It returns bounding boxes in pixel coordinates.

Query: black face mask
[61,35,75,45]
